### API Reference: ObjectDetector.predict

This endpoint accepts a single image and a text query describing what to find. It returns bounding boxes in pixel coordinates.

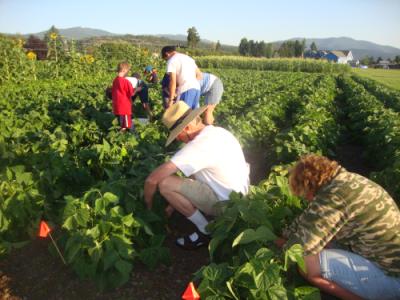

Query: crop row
[352,75,400,112]
[194,73,340,299]
[338,75,400,202]
[0,78,170,289]
[274,75,339,162]
[196,56,351,73]
[214,70,321,147]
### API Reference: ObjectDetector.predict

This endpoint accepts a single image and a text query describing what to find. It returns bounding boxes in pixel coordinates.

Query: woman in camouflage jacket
[276,154,400,300]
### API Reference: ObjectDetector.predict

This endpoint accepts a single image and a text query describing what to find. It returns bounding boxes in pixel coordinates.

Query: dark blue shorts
[132,84,149,104]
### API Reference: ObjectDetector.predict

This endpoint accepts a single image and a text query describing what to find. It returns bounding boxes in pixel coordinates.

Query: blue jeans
[320,249,400,299]
[179,89,200,109]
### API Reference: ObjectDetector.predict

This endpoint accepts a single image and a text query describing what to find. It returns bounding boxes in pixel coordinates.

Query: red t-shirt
[111,76,134,115]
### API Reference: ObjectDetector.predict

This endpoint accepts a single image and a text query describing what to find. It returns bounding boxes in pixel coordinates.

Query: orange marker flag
[38,220,51,238]
[37,220,66,265]
[182,282,200,300]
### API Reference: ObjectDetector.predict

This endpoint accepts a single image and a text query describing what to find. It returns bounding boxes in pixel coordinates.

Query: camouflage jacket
[284,167,400,276]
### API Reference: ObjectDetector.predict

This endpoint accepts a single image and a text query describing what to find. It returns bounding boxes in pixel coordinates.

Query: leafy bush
[338,75,400,202]
[195,170,320,300]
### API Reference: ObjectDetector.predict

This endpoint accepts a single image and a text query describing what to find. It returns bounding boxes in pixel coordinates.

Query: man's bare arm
[168,72,177,107]
[302,254,363,300]
[144,161,178,209]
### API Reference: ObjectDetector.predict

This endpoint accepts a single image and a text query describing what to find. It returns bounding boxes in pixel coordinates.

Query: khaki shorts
[179,178,223,216]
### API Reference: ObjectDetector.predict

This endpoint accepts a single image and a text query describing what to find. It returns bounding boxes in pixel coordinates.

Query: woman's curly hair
[289,154,340,198]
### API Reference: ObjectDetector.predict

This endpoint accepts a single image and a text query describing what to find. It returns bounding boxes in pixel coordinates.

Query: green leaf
[115,259,132,275]
[254,248,274,260]
[6,168,13,181]
[86,225,100,239]
[208,232,228,259]
[226,280,239,300]
[284,244,305,273]
[234,262,256,289]
[88,244,102,264]
[203,264,224,281]
[294,286,321,300]
[139,246,170,269]
[65,236,82,263]
[103,192,118,203]
[121,214,134,227]
[76,207,90,227]
[232,226,277,247]
[102,138,110,152]
[136,217,154,236]
[63,216,76,231]
[95,197,107,215]
[103,248,119,271]
[0,209,10,232]
[268,285,288,300]
[254,270,271,291]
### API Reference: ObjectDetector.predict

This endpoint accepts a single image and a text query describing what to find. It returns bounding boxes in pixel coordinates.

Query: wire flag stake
[38,220,66,265]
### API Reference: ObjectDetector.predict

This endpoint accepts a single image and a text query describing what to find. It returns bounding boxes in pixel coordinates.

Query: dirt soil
[334,144,373,177]
[0,214,209,300]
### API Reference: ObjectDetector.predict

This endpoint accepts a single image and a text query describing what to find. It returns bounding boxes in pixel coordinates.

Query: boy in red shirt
[112,62,135,132]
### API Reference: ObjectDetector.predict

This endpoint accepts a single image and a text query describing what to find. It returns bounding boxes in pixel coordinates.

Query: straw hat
[162,101,207,146]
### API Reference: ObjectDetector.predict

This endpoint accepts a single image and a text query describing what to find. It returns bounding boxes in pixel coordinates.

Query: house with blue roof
[304,49,354,64]
[324,50,354,64]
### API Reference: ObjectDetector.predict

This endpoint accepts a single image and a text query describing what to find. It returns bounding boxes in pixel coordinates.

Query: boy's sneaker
[175,230,210,250]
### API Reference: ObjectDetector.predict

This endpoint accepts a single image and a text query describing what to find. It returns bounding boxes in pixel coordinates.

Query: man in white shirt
[161,46,202,110]
[144,101,250,250]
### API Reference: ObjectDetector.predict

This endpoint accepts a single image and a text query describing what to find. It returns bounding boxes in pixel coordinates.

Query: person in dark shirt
[144,65,159,85]
[130,72,153,121]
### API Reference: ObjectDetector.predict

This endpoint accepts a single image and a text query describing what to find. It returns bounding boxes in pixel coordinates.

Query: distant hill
[19,27,236,52]
[25,26,116,40]
[156,34,215,44]
[11,27,400,59]
[280,37,400,59]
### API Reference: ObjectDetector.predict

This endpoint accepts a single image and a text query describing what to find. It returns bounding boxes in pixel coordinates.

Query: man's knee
[158,176,181,196]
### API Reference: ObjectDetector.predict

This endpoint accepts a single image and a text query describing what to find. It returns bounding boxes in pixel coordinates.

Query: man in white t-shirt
[161,46,201,110]
[144,101,250,250]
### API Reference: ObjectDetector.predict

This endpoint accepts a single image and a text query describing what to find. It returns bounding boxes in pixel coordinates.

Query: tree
[215,40,221,52]
[301,39,306,56]
[239,38,249,56]
[24,35,48,60]
[279,41,296,57]
[248,40,255,56]
[265,43,273,58]
[187,27,200,48]
[294,40,302,57]
[310,41,318,51]
[360,56,375,66]
[256,41,266,57]
[395,55,400,64]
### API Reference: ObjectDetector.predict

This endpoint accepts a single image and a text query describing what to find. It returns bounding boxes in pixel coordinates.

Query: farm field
[352,67,400,90]
[1,37,400,299]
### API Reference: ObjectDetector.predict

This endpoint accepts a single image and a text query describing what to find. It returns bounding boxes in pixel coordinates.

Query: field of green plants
[1,35,399,299]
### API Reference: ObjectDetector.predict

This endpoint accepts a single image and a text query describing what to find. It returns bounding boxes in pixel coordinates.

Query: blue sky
[0,0,399,48]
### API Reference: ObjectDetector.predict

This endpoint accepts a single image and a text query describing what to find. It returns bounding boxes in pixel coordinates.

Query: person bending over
[276,154,400,300]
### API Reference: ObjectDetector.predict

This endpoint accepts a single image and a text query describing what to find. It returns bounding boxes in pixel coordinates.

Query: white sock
[187,210,209,234]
